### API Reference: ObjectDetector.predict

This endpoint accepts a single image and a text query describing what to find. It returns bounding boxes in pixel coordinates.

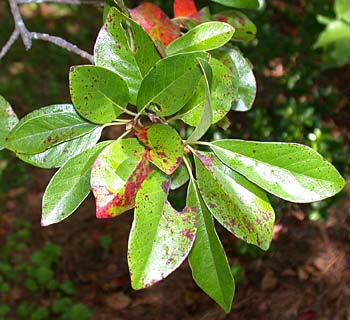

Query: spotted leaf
[130,2,180,46]
[17,127,103,169]
[137,51,208,117]
[213,47,256,111]
[135,124,183,175]
[91,138,152,218]
[94,7,160,104]
[194,151,274,250]
[214,10,257,41]
[5,104,97,154]
[69,65,129,124]
[128,170,197,289]
[179,57,236,127]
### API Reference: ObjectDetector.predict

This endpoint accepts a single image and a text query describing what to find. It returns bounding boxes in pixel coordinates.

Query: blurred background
[0,0,349,319]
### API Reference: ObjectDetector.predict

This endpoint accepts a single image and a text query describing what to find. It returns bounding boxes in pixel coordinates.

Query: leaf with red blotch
[174,0,198,18]
[91,138,152,218]
[130,2,180,46]
[135,124,184,175]
[128,169,197,289]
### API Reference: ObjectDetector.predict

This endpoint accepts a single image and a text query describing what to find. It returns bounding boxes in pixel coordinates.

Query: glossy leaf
[314,20,350,48]
[335,0,350,23]
[166,22,235,56]
[135,124,183,175]
[130,2,180,46]
[17,127,102,168]
[171,164,190,190]
[187,181,234,313]
[210,0,259,9]
[210,140,346,203]
[214,10,257,41]
[41,141,111,226]
[194,151,274,250]
[0,96,18,150]
[187,59,213,143]
[180,57,236,126]
[5,104,97,154]
[213,47,256,111]
[94,7,160,104]
[128,170,196,289]
[69,65,129,124]
[173,0,197,18]
[91,138,151,218]
[137,52,208,116]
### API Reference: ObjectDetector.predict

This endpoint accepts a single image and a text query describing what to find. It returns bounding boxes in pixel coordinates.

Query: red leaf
[92,150,152,219]
[130,2,180,46]
[174,0,198,18]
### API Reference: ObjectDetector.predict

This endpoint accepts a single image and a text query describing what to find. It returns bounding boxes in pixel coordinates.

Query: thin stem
[185,140,211,146]
[103,122,127,128]
[123,108,137,117]
[184,144,197,156]
[183,155,195,182]
[116,129,132,141]
[112,118,131,123]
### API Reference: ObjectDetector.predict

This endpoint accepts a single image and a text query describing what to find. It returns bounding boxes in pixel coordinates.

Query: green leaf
[194,151,274,250]
[136,124,184,175]
[335,0,350,23]
[166,22,235,56]
[213,47,256,111]
[0,96,18,150]
[314,20,350,48]
[170,164,189,190]
[210,0,260,9]
[94,7,160,104]
[187,59,213,142]
[17,127,102,168]
[179,57,236,126]
[91,138,152,218]
[69,65,129,124]
[41,141,111,226]
[187,181,234,313]
[137,52,208,116]
[213,10,257,41]
[5,104,97,154]
[128,170,196,289]
[210,140,346,203]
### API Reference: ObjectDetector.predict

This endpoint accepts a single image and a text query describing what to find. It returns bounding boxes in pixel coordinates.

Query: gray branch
[30,32,94,62]
[0,0,95,62]
[0,29,20,60]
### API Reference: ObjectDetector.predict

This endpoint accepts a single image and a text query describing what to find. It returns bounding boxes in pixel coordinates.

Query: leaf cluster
[0,0,345,312]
